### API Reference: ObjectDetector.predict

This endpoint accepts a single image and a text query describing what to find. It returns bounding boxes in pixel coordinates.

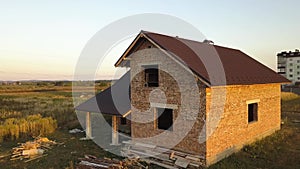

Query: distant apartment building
[277,49,300,84]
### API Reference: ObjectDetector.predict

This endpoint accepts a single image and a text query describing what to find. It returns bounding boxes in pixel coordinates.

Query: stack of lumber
[77,155,123,169]
[10,137,57,162]
[121,141,205,169]
[77,155,148,169]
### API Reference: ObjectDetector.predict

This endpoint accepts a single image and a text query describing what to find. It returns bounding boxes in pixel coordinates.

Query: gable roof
[75,71,131,116]
[115,31,290,86]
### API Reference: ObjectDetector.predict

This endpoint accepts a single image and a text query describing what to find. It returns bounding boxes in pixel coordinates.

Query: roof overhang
[75,71,131,117]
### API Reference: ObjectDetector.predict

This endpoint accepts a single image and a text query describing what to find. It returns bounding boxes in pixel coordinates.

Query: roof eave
[114,32,144,67]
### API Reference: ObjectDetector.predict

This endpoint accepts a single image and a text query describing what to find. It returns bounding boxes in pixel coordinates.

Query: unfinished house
[76,31,289,167]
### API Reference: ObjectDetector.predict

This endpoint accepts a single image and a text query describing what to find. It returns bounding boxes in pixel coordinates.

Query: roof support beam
[115,33,143,67]
[122,110,132,118]
[110,115,120,145]
[85,112,92,139]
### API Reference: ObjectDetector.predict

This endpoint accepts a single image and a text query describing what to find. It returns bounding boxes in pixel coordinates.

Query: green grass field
[0,84,299,169]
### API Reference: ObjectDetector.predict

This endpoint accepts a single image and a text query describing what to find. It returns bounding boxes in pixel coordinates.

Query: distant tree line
[0,80,111,87]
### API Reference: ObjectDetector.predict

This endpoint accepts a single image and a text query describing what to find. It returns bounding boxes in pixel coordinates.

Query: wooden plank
[122,110,132,117]
[85,112,92,139]
[143,159,178,169]
[185,155,201,162]
[11,154,22,158]
[135,142,156,149]
[25,154,47,163]
[79,160,109,168]
[189,162,200,168]
[111,115,119,145]
[115,33,143,67]
[10,156,24,161]
[122,140,132,145]
[0,154,10,159]
[153,108,157,129]
[154,153,174,163]
[128,149,155,157]
[175,157,190,168]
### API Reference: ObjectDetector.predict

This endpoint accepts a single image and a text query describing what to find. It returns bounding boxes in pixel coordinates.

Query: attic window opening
[120,117,127,125]
[157,108,173,131]
[248,103,258,123]
[143,65,159,87]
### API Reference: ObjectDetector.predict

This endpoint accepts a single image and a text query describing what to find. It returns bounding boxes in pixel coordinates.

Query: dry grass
[281,92,300,101]
[281,92,300,113]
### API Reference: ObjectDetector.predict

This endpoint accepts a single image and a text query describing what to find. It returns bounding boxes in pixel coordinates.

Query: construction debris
[121,140,205,168]
[292,120,300,123]
[10,136,58,162]
[69,128,84,134]
[77,155,148,169]
[76,141,205,168]
[77,155,122,169]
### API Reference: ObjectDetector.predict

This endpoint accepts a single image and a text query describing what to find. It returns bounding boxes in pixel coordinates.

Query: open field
[0,82,114,169]
[0,84,299,168]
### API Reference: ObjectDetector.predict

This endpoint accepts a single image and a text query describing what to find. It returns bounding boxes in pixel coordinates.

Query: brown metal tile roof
[75,71,130,116]
[143,31,290,86]
[76,31,290,114]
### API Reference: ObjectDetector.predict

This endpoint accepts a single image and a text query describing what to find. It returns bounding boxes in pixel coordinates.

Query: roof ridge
[141,30,241,52]
[116,30,290,85]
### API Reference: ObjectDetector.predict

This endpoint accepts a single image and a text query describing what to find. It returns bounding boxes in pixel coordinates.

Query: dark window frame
[144,65,159,87]
[120,117,127,125]
[157,108,173,131]
[248,103,258,123]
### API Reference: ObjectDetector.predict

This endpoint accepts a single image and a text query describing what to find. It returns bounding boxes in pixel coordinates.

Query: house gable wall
[130,40,206,155]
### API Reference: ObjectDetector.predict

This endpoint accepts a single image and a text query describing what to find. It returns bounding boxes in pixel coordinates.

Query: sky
[0,0,299,81]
